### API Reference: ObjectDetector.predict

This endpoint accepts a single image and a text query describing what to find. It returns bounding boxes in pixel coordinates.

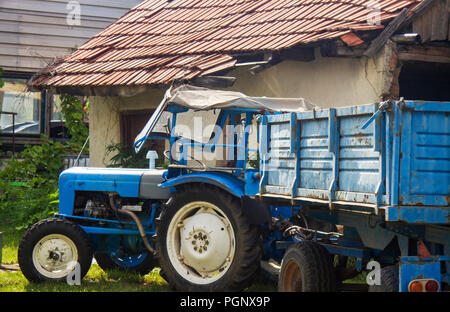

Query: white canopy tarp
[167,84,318,112]
[134,85,318,153]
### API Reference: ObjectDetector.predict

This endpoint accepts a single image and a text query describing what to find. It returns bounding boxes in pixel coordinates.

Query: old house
[0,0,140,152]
[28,0,450,167]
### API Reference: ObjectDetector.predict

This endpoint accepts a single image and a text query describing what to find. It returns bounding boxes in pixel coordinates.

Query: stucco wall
[229,43,397,108]
[88,43,396,167]
[89,88,165,167]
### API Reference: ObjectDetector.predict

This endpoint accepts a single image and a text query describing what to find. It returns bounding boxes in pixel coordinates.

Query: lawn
[0,221,276,292]
[1,220,366,292]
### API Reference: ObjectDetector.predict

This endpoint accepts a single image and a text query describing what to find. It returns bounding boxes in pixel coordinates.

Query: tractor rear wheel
[18,218,93,283]
[155,184,260,291]
[278,241,336,292]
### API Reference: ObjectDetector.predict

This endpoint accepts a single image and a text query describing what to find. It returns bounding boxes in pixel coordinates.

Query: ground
[1,220,368,292]
[0,221,276,292]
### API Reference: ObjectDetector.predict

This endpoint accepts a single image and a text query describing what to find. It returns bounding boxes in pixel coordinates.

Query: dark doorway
[120,110,166,161]
[399,61,450,101]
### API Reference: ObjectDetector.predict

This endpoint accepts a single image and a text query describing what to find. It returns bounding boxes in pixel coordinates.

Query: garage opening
[399,61,450,101]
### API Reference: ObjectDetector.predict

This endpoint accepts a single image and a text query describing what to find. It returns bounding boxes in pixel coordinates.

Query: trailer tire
[94,252,157,275]
[155,184,260,291]
[18,218,93,283]
[368,265,399,292]
[278,241,336,292]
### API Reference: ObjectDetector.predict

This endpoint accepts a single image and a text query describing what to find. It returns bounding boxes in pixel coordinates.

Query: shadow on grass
[1,263,277,292]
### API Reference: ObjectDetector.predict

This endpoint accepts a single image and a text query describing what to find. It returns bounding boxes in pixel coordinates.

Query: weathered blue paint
[259,101,450,224]
[80,226,154,236]
[59,167,148,215]
[158,171,245,197]
[399,256,442,292]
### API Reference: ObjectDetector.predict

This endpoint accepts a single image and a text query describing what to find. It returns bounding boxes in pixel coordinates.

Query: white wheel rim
[32,234,79,279]
[166,201,235,285]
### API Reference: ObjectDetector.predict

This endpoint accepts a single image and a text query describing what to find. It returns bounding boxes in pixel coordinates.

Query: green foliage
[60,94,89,153]
[0,136,64,229]
[0,92,89,230]
[106,143,149,169]
[0,67,4,88]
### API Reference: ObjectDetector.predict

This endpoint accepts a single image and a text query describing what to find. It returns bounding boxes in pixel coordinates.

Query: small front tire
[18,218,93,283]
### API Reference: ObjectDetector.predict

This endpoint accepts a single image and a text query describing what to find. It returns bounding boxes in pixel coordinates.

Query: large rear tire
[18,218,93,283]
[155,184,260,291]
[278,241,336,292]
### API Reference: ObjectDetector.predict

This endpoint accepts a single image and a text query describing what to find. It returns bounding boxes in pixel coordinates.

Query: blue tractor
[18,85,450,292]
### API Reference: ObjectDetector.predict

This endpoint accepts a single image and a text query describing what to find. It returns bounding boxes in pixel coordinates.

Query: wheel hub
[32,234,78,278]
[166,201,236,284]
[180,212,232,273]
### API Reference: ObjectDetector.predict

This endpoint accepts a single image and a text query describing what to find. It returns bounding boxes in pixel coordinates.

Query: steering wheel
[163,149,207,171]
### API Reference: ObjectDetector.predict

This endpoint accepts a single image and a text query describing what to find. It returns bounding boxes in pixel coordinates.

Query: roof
[30,0,422,90]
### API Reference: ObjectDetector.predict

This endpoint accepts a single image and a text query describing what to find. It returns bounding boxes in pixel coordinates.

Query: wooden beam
[397,44,450,63]
[364,8,410,57]
[406,0,437,20]
[191,76,236,88]
[320,40,366,57]
[280,47,315,62]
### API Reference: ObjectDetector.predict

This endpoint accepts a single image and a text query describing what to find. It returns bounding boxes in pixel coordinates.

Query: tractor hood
[58,167,169,214]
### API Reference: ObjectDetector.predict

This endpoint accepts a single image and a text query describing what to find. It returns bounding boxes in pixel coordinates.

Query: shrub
[60,94,89,154]
[105,143,149,169]
[0,136,64,229]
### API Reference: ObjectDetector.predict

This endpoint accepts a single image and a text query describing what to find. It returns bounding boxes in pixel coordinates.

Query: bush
[0,92,90,230]
[0,136,64,229]
[60,94,89,154]
[106,143,149,169]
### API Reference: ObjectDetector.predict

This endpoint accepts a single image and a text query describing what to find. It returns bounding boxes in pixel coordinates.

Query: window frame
[0,72,47,139]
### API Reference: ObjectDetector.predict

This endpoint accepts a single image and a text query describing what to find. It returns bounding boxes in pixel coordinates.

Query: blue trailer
[18,85,449,292]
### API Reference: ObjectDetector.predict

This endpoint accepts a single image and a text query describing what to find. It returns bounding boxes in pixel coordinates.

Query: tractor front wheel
[18,218,93,283]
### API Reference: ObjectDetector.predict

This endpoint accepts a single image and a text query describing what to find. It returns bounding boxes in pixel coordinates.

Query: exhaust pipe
[108,193,156,255]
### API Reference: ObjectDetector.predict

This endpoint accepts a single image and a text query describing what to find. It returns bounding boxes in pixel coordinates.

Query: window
[0,78,42,134]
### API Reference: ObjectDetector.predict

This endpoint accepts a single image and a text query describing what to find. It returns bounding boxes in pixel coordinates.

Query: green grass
[0,222,24,264]
[0,265,170,292]
[0,266,276,292]
[0,220,276,292]
[1,220,364,292]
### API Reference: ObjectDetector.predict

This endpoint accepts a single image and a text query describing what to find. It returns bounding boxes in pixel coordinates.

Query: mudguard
[159,172,270,224]
[158,172,245,198]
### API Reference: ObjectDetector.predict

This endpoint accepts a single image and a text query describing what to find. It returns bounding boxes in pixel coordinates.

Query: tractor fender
[159,172,245,198]
[158,172,270,225]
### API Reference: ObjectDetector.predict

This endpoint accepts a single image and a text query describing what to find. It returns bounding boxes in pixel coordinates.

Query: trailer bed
[259,100,450,224]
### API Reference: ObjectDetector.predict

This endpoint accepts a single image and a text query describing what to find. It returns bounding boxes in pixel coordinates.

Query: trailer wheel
[18,218,93,283]
[368,265,398,292]
[94,252,157,275]
[278,241,336,292]
[155,184,260,291]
